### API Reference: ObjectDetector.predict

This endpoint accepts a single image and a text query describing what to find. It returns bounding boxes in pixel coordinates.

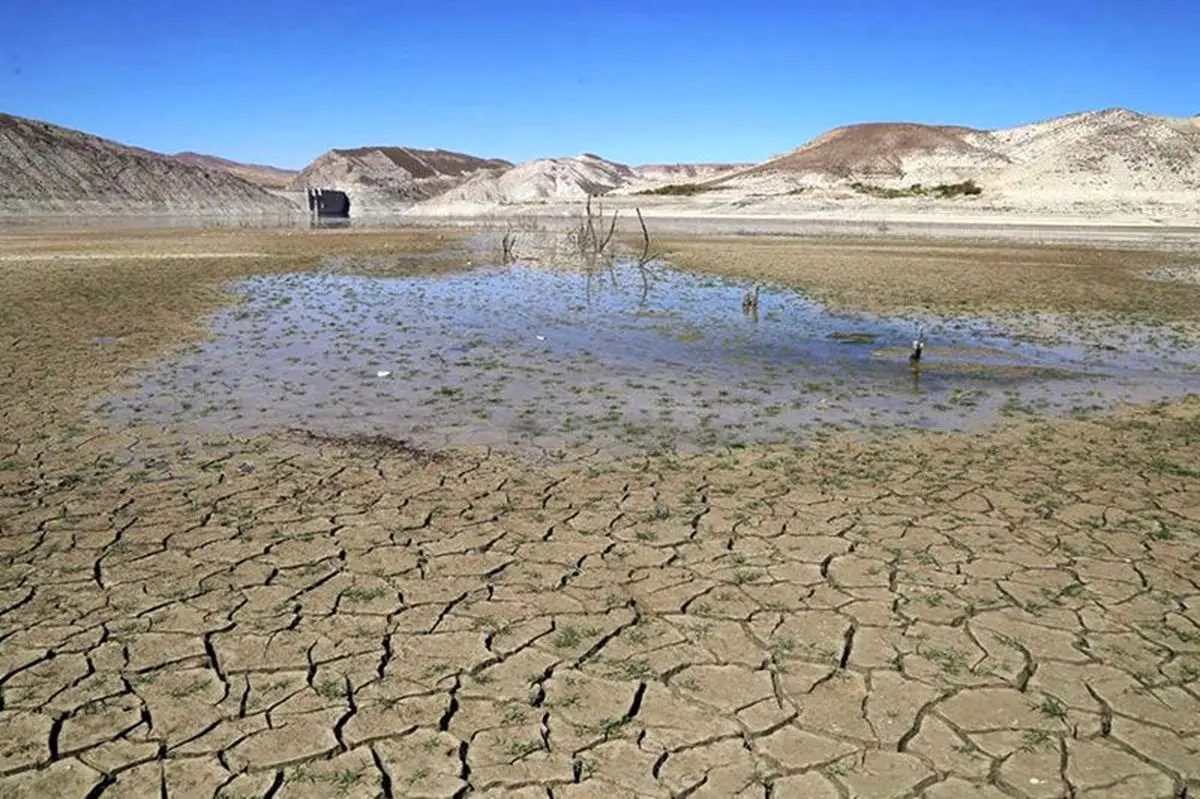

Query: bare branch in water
[635,207,656,266]
[598,206,619,253]
[501,223,517,264]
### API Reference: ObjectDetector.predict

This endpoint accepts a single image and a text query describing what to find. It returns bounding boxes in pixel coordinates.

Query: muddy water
[94,262,1200,457]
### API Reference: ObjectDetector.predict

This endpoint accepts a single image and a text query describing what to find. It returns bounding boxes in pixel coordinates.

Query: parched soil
[0,228,467,422]
[1,229,1198,798]
[656,236,1200,321]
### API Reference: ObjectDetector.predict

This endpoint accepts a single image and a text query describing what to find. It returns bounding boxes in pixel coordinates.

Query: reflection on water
[93,261,1200,457]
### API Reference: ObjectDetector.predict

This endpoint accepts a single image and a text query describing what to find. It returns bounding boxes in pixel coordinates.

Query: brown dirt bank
[655,235,1200,320]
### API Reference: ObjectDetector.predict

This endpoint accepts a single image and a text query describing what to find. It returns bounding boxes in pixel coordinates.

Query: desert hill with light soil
[705,108,1200,200]
[287,146,513,211]
[408,108,1200,225]
[2,107,1198,225]
[422,153,636,207]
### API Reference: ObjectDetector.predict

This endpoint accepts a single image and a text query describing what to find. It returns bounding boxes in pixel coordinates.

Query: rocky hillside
[716,109,1200,199]
[171,152,298,189]
[417,156,749,210]
[422,153,635,208]
[289,146,511,211]
[0,113,299,217]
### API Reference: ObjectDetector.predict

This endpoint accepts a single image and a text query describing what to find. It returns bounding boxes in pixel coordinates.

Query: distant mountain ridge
[631,162,750,184]
[170,152,298,190]
[2,107,1197,220]
[427,153,635,206]
[408,157,752,210]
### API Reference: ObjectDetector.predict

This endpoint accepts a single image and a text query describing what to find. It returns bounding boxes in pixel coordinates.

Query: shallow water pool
[93,261,1200,457]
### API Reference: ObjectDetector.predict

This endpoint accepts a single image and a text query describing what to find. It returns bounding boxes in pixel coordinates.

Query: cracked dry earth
[1,401,1199,799]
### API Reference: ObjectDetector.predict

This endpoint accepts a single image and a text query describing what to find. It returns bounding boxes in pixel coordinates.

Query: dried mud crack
[1,229,1198,797]
[0,400,1197,798]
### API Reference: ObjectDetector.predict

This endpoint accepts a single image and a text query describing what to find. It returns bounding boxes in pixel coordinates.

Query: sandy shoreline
[2,202,1198,250]
[413,212,1200,249]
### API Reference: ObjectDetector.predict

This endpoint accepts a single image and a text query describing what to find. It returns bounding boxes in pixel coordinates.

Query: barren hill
[987,108,1200,197]
[420,157,750,210]
[421,153,635,208]
[716,108,1200,201]
[289,146,512,211]
[171,152,298,189]
[736,122,1007,183]
[0,113,298,217]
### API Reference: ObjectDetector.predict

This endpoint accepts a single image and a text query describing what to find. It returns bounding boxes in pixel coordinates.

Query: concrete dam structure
[305,188,351,219]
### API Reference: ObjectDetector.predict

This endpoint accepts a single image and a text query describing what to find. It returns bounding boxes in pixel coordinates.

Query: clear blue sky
[2,0,1195,169]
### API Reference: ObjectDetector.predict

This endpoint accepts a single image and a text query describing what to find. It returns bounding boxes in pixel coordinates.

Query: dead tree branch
[501,224,517,264]
[572,201,661,304]
[598,202,619,253]
[635,207,657,267]
[633,207,660,305]
[575,194,623,260]
[584,195,598,253]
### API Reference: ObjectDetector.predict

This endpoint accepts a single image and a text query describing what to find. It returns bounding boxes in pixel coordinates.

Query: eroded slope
[0,114,297,217]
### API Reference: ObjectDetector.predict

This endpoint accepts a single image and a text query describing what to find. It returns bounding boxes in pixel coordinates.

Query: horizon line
[5,104,1195,172]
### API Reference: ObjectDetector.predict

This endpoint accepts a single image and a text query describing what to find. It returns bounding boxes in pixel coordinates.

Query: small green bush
[933,180,982,197]
[850,180,981,199]
[634,183,714,196]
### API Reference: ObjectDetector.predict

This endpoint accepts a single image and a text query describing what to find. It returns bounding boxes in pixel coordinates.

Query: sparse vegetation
[1148,458,1200,479]
[850,179,982,199]
[341,586,389,603]
[503,740,543,760]
[633,183,715,196]
[551,625,584,650]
